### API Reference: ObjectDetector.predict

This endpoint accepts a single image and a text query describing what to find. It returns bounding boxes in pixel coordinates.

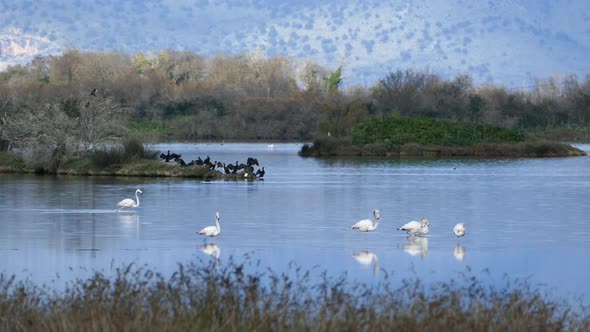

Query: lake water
[1,143,589,305]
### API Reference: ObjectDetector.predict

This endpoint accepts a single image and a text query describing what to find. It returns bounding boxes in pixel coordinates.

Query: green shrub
[352,116,525,147]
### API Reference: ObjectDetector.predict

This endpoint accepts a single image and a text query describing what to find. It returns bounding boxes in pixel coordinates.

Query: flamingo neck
[134,191,140,207]
[371,217,379,231]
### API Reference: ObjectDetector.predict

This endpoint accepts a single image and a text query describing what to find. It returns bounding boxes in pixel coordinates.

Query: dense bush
[89,138,158,169]
[2,51,589,143]
[352,117,525,147]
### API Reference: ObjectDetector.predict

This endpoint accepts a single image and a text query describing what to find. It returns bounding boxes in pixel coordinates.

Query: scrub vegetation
[0,261,588,331]
[1,49,588,167]
[300,117,585,157]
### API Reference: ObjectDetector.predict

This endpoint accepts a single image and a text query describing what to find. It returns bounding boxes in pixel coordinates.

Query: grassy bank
[300,137,586,158]
[0,156,255,180]
[300,117,586,158]
[0,261,588,331]
[525,127,590,142]
[0,140,257,180]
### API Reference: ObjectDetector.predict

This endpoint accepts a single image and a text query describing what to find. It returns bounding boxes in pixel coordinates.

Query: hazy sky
[1,0,589,86]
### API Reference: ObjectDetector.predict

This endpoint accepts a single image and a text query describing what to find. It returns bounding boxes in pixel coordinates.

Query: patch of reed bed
[0,261,588,331]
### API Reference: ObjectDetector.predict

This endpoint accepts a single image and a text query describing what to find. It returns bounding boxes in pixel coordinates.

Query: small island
[0,139,263,180]
[299,117,586,158]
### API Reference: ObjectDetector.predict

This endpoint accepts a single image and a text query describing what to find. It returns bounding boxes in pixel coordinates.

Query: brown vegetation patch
[0,261,588,331]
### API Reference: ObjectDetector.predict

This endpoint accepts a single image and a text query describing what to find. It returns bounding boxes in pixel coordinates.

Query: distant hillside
[0,27,59,70]
[0,0,589,86]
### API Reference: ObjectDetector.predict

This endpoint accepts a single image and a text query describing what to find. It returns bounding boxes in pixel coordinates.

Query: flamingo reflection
[403,236,428,257]
[117,213,140,239]
[454,245,465,261]
[199,243,220,260]
[352,250,379,275]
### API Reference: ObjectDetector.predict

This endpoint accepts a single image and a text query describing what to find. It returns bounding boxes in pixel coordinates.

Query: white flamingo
[197,211,221,238]
[115,189,142,212]
[453,223,466,242]
[398,218,429,236]
[351,209,380,232]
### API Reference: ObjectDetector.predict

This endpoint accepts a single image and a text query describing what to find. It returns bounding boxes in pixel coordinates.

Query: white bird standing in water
[197,211,221,238]
[116,189,142,212]
[351,209,380,232]
[453,223,466,241]
[398,218,429,236]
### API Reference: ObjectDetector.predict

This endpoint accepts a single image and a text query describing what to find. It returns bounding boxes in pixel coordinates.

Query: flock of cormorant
[159,150,265,178]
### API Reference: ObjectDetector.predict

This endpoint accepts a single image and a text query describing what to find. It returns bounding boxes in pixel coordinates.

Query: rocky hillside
[0,0,588,86]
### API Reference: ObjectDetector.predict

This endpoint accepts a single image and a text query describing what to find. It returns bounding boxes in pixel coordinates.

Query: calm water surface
[1,143,589,304]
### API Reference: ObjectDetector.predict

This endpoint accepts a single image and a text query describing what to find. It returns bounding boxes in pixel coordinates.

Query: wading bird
[453,223,466,242]
[197,211,221,238]
[398,218,429,236]
[351,209,380,232]
[116,189,142,212]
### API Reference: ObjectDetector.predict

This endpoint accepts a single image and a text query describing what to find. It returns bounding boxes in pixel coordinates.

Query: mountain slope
[0,0,588,86]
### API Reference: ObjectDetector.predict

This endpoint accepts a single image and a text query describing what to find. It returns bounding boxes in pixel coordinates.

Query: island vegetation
[0,260,588,331]
[299,117,586,158]
[0,49,589,175]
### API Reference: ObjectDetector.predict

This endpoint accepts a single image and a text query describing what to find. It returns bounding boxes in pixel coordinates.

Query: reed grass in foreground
[0,260,588,332]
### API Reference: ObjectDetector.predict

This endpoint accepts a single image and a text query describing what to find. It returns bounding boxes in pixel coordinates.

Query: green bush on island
[300,117,586,158]
[0,261,588,331]
[351,117,525,147]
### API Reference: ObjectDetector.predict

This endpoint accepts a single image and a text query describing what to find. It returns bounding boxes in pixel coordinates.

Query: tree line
[1,48,589,163]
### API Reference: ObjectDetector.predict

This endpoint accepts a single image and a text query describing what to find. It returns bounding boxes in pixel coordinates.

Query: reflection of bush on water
[0,259,587,330]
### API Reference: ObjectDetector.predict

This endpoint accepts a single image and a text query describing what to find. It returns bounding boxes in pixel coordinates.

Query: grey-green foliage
[0,93,127,170]
[324,65,343,94]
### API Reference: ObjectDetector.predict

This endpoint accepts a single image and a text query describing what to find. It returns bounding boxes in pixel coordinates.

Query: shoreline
[1,140,587,179]
[299,139,587,159]
[0,156,260,180]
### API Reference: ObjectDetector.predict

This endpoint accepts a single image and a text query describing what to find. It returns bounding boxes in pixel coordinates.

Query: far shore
[298,139,587,159]
[0,140,587,180]
[0,155,260,180]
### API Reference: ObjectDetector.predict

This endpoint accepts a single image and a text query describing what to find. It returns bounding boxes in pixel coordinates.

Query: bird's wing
[352,219,371,229]
[116,198,133,207]
[198,226,216,235]
[400,221,420,231]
